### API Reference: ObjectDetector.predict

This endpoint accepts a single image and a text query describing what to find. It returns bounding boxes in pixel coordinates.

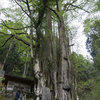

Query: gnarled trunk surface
[33,7,74,100]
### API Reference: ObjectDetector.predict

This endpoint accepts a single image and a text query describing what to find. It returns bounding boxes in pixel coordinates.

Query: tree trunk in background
[23,53,29,77]
[74,71,77,100]
[23,61,27,77]
[1,44,12,70]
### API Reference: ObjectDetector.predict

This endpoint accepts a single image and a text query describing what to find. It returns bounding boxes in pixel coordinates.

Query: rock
[0,70,5,82]
[42,87,51,100]
[0,70,5,77]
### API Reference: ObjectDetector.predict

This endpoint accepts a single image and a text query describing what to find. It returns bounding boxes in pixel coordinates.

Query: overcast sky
[0,0,92,59]
[0,0,9,8]
[71,19,92,59]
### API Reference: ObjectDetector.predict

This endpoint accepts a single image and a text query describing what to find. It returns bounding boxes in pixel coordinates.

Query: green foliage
[72,51,100,100]
[93,0,100,12]
[71,52,98,100]
[91,80,100,100]
[71,52,93,81]
[0,82,5,99]
[0,33,32,77]
[84,19,100,69]
[55,98,59,100]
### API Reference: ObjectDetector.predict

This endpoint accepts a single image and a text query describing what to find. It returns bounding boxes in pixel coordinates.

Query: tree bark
[23,52,29,77]
[56,2,73,100]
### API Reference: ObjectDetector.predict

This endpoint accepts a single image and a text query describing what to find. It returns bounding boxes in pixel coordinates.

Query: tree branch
[0,32,26,35]
[0,32,12,35]
[2,24,31,30]
[48,7,61,22]
[71,4,89,13]
[26,35,37,42]
[0,32,36,47]
[56,0,59,11]
[18,46,29,55]
[63,0,77,11]
[36,0,49,29]
[66,3,90,13]
[15,35,35,48]
[0,31,37,42]
[0,35,14,47]
[14,0,31,18]
[26,0,31,15]
[0,18,32,30]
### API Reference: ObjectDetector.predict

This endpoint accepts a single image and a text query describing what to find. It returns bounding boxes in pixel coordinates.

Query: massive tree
[0,0,91,99]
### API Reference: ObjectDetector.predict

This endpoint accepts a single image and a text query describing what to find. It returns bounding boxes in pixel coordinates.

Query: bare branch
[63,0,77,11]
[70,4,90,13]
[26,0,31,15]
[22,0,27,4]
[56,0,59,11]
[0,35,14,47]
[63,0,89,13]
[51,16,58,22]
[14,0,31,18]
[67,11,86,23]
[48,7,61,22]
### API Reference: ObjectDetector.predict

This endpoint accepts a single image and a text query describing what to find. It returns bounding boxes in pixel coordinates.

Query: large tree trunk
[33,58,44,99]
[45,9,56,100]
[56,2,74,100]
[29,2,75,100]
[36,5,75,100]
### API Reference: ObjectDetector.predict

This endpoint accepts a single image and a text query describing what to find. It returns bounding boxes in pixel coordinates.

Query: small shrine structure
[0,70,34,99]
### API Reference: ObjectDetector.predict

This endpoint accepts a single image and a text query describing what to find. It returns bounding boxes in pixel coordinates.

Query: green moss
[57,48,62,81]
[55,98,59,100]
